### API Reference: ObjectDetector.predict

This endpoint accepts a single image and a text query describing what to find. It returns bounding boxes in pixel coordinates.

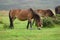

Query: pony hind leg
[29,21,32,30]
[27,21,29,29]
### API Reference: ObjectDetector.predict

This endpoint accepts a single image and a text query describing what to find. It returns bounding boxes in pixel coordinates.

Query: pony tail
[29,8,41,21]
[29,8,40,16]
[9,10,13,29]
[29,8,33,11]
[9,10,11,20]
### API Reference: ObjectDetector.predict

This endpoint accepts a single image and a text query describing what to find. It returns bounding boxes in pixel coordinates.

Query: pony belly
[17,17,27,21]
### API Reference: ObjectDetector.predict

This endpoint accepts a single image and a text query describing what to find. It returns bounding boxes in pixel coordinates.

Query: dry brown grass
[0,10,9,16]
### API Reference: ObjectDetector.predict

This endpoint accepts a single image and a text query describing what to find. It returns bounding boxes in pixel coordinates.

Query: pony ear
[29,8,33,11]
[29,8,34,13]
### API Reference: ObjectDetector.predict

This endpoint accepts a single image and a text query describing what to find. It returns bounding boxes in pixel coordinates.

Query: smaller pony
[36,9,55,18]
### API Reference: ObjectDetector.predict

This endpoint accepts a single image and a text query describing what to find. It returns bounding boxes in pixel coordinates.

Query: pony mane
[29,8,41,20]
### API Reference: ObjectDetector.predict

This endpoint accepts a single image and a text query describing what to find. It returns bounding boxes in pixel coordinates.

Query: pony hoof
[10,27,14,29]
[27,28,28,30]
[9,26,14,29]
[27,28,29,30]
[30,28,32,30]
[37,27,41,30]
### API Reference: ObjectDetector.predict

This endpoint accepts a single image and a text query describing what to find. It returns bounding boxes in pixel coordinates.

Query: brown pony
[36,9,55,18]
[9,8,42,30]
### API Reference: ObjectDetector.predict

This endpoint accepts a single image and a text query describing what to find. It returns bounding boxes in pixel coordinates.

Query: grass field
[0,11,60,40]
[0,17,60,40]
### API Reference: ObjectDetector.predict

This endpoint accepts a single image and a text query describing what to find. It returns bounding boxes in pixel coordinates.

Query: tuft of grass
[0,18,4,24]
[0,21,3,24]
[3,24,9,29]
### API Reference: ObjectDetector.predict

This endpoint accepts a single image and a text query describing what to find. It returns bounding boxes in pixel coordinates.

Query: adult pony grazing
[55,6,60,14]
[9,8,42,30]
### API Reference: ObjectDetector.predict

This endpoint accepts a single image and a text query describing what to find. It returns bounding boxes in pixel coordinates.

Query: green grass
[0,16,60,40]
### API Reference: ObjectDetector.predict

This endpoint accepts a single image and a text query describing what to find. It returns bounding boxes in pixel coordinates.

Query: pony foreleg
[27,21,32,30]
[9,19,14,29]
[27,21,29,29]
[29,21,32,30]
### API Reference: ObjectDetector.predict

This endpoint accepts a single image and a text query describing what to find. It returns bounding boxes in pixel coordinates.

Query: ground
[0,16,60,40]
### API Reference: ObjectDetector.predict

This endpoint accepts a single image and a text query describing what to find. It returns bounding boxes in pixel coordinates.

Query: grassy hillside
[0,11,60,40]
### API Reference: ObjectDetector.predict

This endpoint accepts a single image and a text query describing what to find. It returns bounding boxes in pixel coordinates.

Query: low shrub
[3,24,9,29]
[53,14,60,25]
[43,18,54,28]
